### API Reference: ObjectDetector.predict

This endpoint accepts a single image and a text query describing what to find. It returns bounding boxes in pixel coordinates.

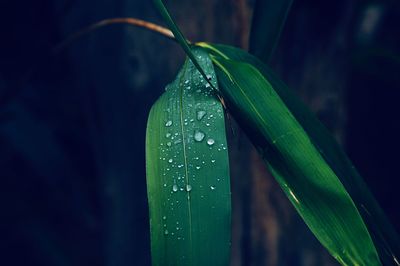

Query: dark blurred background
[0,0,399,265]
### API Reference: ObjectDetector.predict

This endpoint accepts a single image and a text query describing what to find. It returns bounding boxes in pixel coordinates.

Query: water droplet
[196,166,201,170]
[207,139,215,146]
[210,186,216,190]
[211,159,216,163]
[166,142,172,147]
[205,83,211,88]
[186,185,192,192]
[184,80,189,84]
[172,185,178,192]
[168,159,173,163]
[206,75,212,80]
[164,230,169,235]
[166,133,172,138]
[163,216,167,220]
[197,110,206,120]
[165,120,173,127]
[194,130,205,142]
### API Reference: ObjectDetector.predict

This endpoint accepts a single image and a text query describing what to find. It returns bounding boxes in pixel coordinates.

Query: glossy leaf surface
[199,42,400,265]
[146,49,231,266]
[203,46,381,265]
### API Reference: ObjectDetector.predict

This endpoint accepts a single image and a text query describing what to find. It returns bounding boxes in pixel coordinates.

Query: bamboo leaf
[152,0,215,89]
[198,42,400,265]
[249,0,293,62]
[198,46,381,265]
[146,49,231,266]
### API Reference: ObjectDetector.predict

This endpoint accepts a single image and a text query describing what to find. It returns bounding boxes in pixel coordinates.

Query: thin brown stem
[53,17,175,53]
[1,18,174,106]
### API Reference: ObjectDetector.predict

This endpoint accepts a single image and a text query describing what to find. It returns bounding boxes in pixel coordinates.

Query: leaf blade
[146,49,231,266]
[152,0,215,89]
[199,42,400,265]
[210,54,381,265]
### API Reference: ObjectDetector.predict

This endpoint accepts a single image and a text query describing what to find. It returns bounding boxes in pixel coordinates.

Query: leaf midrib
[178,59,193,261]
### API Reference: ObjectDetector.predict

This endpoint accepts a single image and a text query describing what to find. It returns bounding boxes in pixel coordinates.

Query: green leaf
[146,49,231,266]
[198,42,400,265]
[198,46,380,265]
[249,0,293,62]
[153,0,215,89]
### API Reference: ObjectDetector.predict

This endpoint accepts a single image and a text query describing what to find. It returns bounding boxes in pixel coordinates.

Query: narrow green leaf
[152,0,215,89]
[249,0,293,62]
[198,42,400,265]
[206,53,381,265]
[146,49,231,266]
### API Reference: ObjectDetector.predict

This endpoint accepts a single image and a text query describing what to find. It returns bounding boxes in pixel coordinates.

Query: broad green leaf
[249,0,293,62]
[207,53,380,265]
[198,42,400,265]
[146,49,231,266]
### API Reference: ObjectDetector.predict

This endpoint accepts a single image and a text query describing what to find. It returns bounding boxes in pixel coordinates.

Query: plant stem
[54,17,175,53]
[0,18,174,106]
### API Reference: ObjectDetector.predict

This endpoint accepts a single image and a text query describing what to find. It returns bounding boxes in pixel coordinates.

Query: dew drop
[172,185,178,192]
[165,120,173,127]
[197,110,207,121]
[166,142,172,147]
[207,139,215,146]
[194,130,205,142]
[168,159,173,163]
[166,133,172,138]
[211,159,216,163]
[186,185,192,192]
[196,166,201,170]
[163,216,167,220]
[210,186,216,190]
[164,230,169,235]
[205,83,211,88]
